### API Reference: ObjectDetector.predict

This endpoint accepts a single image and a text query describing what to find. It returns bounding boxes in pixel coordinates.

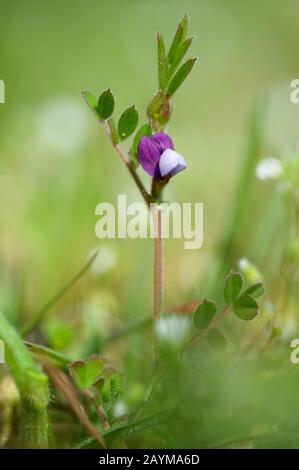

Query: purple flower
[138,132,187,179]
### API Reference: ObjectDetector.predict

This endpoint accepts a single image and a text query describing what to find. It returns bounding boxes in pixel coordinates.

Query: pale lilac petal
[138,136,161,177]
[159,149,187,178]
[151,132,174,153]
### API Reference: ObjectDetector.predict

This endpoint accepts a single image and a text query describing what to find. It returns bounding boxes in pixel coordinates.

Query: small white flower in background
[156,315,190,347]
[113,400,127,419]
[36,97,90,156]
[89,245,117,275]
[238,257,250,271]
[238,257,262,284]
[256,157,283,181]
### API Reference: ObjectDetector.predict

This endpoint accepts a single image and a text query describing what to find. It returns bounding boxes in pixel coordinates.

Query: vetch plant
[0,15,272,450]
[82,15,266,366]
[82,14,197,360]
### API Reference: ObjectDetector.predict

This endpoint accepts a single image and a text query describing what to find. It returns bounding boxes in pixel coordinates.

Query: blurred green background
[1,0,299,357]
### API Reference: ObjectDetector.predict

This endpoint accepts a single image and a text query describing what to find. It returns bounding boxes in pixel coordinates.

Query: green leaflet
[242,282,265,299]
[169,37,193,77]
[167,58,197,97]
[233,295,259,321]
[69,355,105,391]
[157,33,168,91]
[81,90,98,113]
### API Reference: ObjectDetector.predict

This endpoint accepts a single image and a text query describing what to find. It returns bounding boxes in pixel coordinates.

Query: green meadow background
[1,0,299,447]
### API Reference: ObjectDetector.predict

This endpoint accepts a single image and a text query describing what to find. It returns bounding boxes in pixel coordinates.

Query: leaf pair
[224,271,265,320]
[82,89,115,120]
[98,90,139,141]
[82,89,139,142]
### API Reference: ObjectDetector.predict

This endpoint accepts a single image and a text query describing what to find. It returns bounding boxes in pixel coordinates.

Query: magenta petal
[151,132,174,153]
[138,136,161,177]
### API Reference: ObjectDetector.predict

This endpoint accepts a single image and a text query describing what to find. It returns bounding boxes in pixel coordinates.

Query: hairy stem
[84,389,110,431]
[21,398,49,448]
[0,311,49,447]
[103,117,164,361]
[152,206,163,361]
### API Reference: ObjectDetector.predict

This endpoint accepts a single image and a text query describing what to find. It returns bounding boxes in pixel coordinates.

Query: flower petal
[138,136,161,177]
[151,132,174,153]
[159,149,187,178]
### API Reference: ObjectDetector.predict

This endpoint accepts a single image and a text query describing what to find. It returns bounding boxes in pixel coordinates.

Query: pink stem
[153,206,163,360]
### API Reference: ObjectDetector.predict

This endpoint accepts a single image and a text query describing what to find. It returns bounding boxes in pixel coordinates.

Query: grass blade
[167,58,197,97]
[21,250,100,336]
